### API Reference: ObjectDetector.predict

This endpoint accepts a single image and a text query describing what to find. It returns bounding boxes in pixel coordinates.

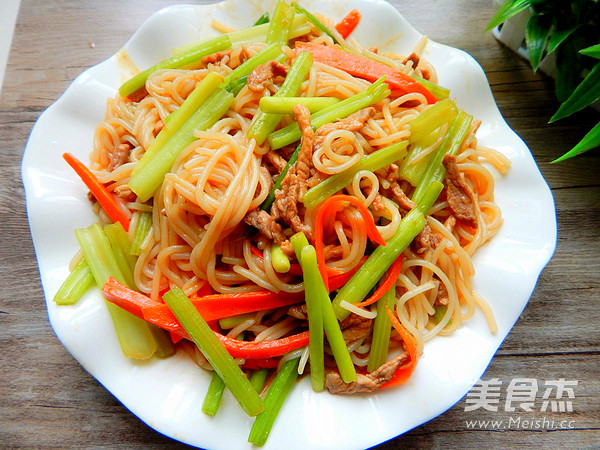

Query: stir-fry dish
[55,2,511,445]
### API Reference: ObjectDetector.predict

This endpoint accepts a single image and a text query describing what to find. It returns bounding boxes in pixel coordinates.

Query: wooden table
[2,0,599,447]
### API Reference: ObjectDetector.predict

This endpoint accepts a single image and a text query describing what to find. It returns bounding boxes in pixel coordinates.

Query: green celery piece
[248,50,313,144]
[132,71,223,177]
[302,140,409,208]
[299,246,326,391]
[580,44,600,59]
[366,283,396,372]
[525,14,552,72]
[148,324,175,358]
[219,312,254,329]
[105,222,175,358]
[172,15,309,54]
[202,371,226,416]
[129,88,234,202]
[485,0,530,32]
[129,211,152,256]
[552,121,600,162]
[104,223,137,289]
[163,287,265,417]
[550,62,600,122]
[53,258,95,305]
[271,244,291,273]
[259,96,340,114]
[253,12,270,26]
[292,234,355,384]
[119,35,231,98]
[268,77,390,149]
[249,368,269,393]
[400,99,458,186]
[291,2,339,45]
[266,1,295,45]
[415,77,450,100]
[407,98,457,143]
[248,358,300,446]
[416,181,444,215]
[332,208,425,321]
[226,74,249,96]
[221,44,284,88]
[260,142,301,211]
[432,304,452,325]
[75,223,157,359]
[411,110,473,204]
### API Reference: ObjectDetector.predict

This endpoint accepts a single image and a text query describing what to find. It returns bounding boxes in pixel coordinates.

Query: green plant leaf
[555,35,583,103]
[551,62,600,122]
[580,44,600,59]
[547,25,579,54]
[552,120,600,162]
[485,0,531,32]
[525,14,552,71]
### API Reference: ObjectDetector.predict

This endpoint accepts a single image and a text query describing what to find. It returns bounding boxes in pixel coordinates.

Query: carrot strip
[295,42,437,104]
[380,306,418,388]
[314,194,385,289]
[354,256,402,308]
[216,331,310,359]
[63,153,131,231]
[335,9,361,39]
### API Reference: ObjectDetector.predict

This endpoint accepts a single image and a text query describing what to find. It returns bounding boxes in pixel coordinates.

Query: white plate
[22,0,557,448]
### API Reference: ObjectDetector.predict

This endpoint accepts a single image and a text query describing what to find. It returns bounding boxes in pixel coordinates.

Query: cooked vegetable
[163,286,265,416]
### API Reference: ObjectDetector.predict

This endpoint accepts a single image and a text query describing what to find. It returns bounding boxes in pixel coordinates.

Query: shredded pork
[443,155,477,226]
[247,60,288,93]
[325,353,410,394]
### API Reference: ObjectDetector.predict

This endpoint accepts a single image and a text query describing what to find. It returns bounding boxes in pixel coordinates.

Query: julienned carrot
[295,42,437,104]
[102,277,304,329]
[335,9,361,39]
[354,256,402,308]
[217,331,309,359]
[314,194,385,289]
[380,305,418,388]
[63,153,131,231]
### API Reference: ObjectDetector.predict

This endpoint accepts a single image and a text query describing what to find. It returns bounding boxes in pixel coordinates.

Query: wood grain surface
[1,0,599,448]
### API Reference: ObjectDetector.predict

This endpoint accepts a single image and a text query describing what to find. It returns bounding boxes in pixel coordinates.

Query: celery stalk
[271,244,291,273]
[221,44,284,89]
[399,99,458,186]
[172,15,310,54]
[302,140,409,208]
[416,180,444,215]
[202,371,226,416]
[253,12,270,26]
[248,50,313,144]
[332,208,426,320]
[366,285,396,372]
[415,77,450,100]
[132,72,223,177]
[259,96,339,114]
[129,211,152,256]
[104,223,137,289]
[53,258,95,305]
[219,312,254,329]
[148,325,175,358]
[248,358,299,446]
[299,246,326,391]
[249,368,269,393]
[75,223,157,359]
[268,77,390,149]
[163,287,265,417]
[266,1,295,45]
[292,235,356,384]
[119,35,231,98]
[291,2,340,45]
[129,88,234,202]
[411,110,473,205]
